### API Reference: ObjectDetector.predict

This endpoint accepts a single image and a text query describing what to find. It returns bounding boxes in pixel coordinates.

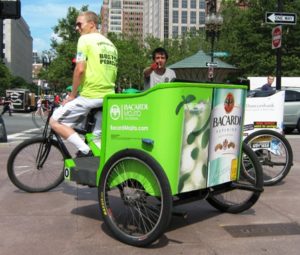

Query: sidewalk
[0,139,300,255]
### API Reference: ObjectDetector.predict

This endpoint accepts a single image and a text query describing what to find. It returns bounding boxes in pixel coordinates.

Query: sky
[21,0,103,53]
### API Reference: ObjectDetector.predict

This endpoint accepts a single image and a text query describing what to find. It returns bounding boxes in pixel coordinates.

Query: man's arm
[70,61,86,99]
[144,62,158,78]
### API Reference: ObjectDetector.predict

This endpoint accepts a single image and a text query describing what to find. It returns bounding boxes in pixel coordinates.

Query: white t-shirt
[145,68,176,89]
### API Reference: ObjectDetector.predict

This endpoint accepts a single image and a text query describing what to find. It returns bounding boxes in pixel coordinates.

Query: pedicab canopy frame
[93,82,247,195]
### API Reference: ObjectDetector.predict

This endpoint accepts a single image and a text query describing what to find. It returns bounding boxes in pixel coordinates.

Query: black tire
[244,129,293,186]
[297,119,300,134]
[283,127,294,134]
[99,149,172,247]
[7,137,65,192]
[206,143,263,214]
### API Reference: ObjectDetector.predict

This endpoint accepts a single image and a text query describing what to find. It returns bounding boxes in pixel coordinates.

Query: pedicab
[64,82,263,247]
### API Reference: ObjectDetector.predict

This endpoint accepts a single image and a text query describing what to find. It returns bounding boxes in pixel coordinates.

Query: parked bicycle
[243,129,293,186]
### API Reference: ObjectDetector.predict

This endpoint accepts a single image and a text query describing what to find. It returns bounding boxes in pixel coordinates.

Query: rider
[50,11,118,157]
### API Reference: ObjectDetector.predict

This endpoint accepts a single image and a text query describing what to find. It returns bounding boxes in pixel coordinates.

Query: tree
[39,6,88,91]
[0,62,12,96]
[219,0,300,77]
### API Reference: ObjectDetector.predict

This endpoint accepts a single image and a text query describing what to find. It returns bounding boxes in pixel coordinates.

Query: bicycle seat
[89,106,103,115]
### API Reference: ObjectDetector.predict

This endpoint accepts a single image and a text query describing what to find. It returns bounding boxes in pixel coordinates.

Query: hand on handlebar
[62,95,75,106]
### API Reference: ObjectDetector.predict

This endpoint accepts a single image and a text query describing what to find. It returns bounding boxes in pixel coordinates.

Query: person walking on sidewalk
[1,96,13,116]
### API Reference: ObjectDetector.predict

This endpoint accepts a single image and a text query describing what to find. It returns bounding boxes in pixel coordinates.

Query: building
[101,0,225,40]
[3,17,33,83]
[101,0,144,38]
[143,0,223,40]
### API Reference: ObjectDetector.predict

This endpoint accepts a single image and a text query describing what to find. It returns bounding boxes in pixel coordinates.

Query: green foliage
[39,1,300,91]
[108,33,147,89]
[0,63,36,95]
[219,0,300,76]
[0,62,11,95]
[39,6,88,92]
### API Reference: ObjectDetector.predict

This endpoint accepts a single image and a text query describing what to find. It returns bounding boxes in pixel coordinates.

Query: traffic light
[0,1,21,19]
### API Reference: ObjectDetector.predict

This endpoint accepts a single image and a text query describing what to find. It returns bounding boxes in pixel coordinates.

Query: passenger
[143,47,176,89]
[50,11,118,157]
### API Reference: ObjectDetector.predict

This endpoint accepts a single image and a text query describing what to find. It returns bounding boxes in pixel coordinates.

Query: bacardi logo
[224,93,234,113]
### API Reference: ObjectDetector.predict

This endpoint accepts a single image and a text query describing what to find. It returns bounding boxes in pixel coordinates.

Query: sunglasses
[76,22,83,28]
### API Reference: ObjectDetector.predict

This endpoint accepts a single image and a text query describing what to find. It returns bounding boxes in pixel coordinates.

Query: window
[173,0,178,8]
[182,11,187,24]
[285,90,300,102]
[199,11,205,24]
[190,26,197,35]
[181,26,187,35]
[191,0,196,9]
[182,0,187,8]
[111,0,121,8]
[173,10,178,23]
[199,0,206,9]
[190,11,196,24]
[172,26,178,37]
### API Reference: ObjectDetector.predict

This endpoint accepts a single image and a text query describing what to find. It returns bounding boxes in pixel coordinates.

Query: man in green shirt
[50,11,118,157]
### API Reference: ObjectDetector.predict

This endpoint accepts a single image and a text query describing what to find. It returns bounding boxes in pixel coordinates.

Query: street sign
[206,62,218,67]
[265,12,297,25]
[272,25,282,49]
[208,66,214,79]
[213,51,230,57]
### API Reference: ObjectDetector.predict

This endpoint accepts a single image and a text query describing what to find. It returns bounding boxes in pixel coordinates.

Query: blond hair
[79,11,99,26]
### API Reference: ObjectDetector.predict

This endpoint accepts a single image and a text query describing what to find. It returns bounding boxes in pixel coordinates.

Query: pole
[0,18,3,63]
[276,0,283,90]
[210,33,215,82]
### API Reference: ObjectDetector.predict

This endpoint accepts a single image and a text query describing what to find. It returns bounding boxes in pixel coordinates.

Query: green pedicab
[7,82,263,246]
[62,82,263,247]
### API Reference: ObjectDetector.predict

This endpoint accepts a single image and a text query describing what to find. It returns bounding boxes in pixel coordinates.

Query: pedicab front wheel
[98,149,172,247]
[206,143,263,214]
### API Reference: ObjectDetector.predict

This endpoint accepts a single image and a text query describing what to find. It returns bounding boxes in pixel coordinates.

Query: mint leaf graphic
[178,172,191,192]
[201,128,210,149]
[191,147,199,160]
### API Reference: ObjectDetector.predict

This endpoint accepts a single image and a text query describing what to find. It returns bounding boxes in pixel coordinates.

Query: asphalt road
[1,109,43,143]
[1,137,300,254]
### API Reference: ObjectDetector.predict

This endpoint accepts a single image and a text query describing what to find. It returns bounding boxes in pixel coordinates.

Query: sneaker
[75,150,93,158]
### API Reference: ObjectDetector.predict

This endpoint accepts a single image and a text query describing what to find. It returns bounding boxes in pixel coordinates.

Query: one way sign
[266,12,297,25]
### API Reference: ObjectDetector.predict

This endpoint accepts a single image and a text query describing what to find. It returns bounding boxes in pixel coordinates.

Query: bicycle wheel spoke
[7,138,65,192]
[99,150,172,246]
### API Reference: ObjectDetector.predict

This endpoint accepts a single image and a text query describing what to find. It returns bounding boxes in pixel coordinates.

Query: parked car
[283,87,300,134]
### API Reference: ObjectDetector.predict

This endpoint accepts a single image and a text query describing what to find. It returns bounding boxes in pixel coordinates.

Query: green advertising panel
[97,82,246,195]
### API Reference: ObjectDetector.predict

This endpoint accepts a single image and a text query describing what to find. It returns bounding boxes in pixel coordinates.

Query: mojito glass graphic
[178,97,211,192]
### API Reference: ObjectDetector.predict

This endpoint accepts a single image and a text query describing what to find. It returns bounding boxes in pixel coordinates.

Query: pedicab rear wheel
[98,149,172,247]
[206,143,263,213]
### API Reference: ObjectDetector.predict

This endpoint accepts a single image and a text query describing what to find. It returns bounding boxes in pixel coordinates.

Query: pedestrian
[1,96,13,116]
[261,75,275,91]
[54,94,61,105]
[143,47,176,90]
[64,85,73,101]
[35,97,44,116]
[50,11,118,157]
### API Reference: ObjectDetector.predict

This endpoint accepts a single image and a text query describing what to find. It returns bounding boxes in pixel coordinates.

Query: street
[0,109,43,143]
[0,134,300,254]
